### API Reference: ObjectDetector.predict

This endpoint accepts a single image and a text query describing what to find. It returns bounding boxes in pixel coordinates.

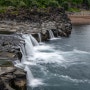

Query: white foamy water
[24,66,44,87]
[29,34,39,46]
[59,75,90,84]
[48,30,55,39]
[38,33,42,43]
[28,79,44,87]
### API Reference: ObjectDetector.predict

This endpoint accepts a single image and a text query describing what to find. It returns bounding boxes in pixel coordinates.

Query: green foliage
[0,0,90,10]
[68,8,81,12]
[0,0,60,8]
[0,7,7,13]
[61,1,69,10]
[18,1,27,7]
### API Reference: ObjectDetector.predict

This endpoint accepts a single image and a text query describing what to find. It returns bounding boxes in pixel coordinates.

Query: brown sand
[68,15,90,25]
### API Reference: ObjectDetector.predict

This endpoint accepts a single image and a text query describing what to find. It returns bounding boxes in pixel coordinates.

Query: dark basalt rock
[0,78,5,90]
[0,35,24,61]
[52,29,58,37]
[0,67,26,90]
[41,31,49,41]
[0,31,15,34]
[32,33,39,42]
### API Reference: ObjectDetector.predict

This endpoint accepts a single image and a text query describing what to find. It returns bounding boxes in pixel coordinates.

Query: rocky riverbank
[0,66,26,90]
[0,7,72,90]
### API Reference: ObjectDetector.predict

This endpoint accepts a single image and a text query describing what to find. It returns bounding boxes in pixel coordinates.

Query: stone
[0,67,26,90]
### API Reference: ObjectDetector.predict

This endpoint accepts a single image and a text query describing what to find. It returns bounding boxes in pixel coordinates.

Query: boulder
[0,67,26,90]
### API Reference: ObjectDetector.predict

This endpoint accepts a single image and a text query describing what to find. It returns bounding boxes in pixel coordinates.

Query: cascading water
[29,34,39,46]
[38,33,42,42]
[20,44,26,63]
[14,33,65,89]
[24,66,43,88]
[17,34,44,88]
[22,34,34,57]
[48,30,55,39]
[24,66,34,84]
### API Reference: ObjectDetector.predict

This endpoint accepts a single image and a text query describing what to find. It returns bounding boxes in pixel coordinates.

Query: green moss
[0,61,14,67]
[10,11,19,15]
[0,7,7,13]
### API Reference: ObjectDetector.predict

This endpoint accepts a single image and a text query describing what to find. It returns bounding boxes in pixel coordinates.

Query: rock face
[0,35,24,61]
[0,7,72,37]
[0,35,26,90]
[0,67,26,90]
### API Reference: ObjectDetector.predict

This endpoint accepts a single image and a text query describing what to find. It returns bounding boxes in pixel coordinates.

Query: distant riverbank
[68,15,90,25]
[68,11,90,25]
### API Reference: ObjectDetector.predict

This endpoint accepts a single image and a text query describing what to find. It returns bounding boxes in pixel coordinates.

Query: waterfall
[48,30,55,39]
[16,34,43,87]
[24,66,43,87]
[24,66,34,83]
[38,33,42,42]
[29,34,39,46]
[20,44,26,63]
[22,34,34,57]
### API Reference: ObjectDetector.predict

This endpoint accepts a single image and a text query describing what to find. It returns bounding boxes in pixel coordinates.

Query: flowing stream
[15,25,90,90]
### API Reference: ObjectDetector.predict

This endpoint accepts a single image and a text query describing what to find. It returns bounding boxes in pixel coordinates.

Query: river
[27,25,90,90]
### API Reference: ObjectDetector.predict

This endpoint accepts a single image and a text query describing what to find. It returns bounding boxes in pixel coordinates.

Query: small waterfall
[20,44,26,63]
[48,30,55,39]
[25,66,43,87]
[38,33,42,42]
[16,34,43,88]
[25,66,34,83]
[30,34,39,46]
[22,34,34,57]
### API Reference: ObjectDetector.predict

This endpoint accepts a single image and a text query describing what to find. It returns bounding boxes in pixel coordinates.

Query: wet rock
[41,32,49,41]
[52,29,58,37]
[32,33,39,42]
[0,34,24,61]
[0,67,26,90]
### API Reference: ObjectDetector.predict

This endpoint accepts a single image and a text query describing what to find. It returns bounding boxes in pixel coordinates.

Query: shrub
[61,1,69,10]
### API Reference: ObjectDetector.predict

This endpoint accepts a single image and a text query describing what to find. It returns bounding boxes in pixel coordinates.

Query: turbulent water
[17,25,90,90]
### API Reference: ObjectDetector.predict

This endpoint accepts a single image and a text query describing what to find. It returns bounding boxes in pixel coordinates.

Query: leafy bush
[61,1,69,10]
[68,8,81,12]
[18,1,27,7]
[0,0,90,10]
[0,7,7,13]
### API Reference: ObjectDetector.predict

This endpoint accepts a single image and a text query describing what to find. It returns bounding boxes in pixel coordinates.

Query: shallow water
[27,25,90,90]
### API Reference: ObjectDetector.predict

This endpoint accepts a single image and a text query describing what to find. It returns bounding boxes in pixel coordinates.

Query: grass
[0,7,7,13]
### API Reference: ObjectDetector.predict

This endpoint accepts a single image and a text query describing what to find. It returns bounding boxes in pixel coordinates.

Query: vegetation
[0,0,90,12]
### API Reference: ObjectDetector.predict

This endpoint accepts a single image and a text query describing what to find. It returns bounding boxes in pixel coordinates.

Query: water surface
[28,25,90,90]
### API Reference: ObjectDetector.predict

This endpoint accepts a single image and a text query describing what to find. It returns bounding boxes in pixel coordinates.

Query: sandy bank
[68,15,90,25]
